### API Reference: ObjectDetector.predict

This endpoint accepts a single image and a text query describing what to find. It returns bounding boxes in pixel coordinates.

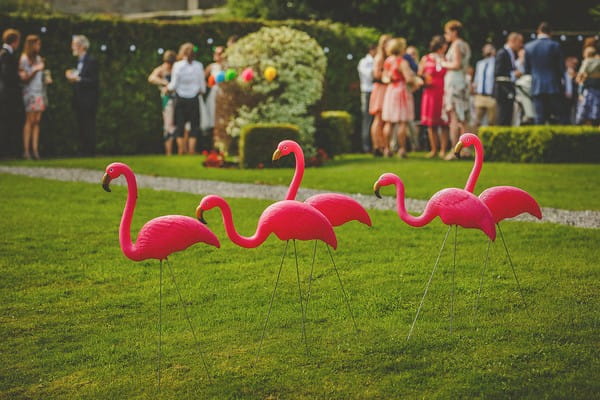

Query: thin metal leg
[158,259,163,391]
[255,240,288,364]
[407,225,452,341]
[326,244,359,333]
[165,259,212,382]
[450,226,457,334]
[473,240,492,320]
[498,224,531,317]
[293,240,309,355]
[304,241,318,313]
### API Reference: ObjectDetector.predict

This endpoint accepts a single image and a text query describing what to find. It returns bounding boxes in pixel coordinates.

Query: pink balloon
[241,67,254,82]
[103,162,220,261]
[273,140,372,228]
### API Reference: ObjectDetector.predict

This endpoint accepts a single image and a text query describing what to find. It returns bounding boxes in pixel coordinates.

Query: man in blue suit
[525,22,567,124]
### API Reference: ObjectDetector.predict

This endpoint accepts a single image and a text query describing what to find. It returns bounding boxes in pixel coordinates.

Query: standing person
[19,35,50,160]
[473,43,496,129]
[0,29,22,158]
[369,34,391,156]
[442,20,471,160]
[148,50,177,156]
[66,35,99,156]
[525,22,567,124]
[495,33,524,126]
[575,46,600,125]
[381,38,421,158]
[419,35,449,158]
[168,42,205,155]
[405,45,422,151]
[564,56,579,124]
[357,44,376,153]
[203,45,225,149]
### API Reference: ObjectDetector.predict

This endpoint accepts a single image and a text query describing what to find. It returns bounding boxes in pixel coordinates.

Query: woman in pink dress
[369,34,391,156]
[419,35,450,158]
[381,38,421,158]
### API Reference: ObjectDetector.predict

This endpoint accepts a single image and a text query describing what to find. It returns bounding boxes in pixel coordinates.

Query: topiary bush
[315,110,352,157]
[239,123,300,168]
[224,26,327,156]
[479,126,600,163]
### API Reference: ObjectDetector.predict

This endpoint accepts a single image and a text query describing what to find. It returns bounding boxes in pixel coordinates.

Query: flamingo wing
[135,215,220,260]
[258,201,338,249]
[428,188,497,240]
[479,186,542,224]
[305,193,372,227]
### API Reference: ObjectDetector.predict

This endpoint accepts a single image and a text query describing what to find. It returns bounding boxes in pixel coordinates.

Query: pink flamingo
[454,133,542,313]
[272,140,372,331]
[196,194,337,357]
[102,162,220,385]
[373,172,496,339]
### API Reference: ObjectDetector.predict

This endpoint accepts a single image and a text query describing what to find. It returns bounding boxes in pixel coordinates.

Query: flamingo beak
[102,173,112,192]
[373,182,382,199]
[272,149,282,162]
[454,142,464,159]
[196,206,208,224]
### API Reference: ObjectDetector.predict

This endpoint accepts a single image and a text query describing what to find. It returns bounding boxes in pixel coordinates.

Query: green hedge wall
[315,110,352,157]
[479,126,600,163]
[0,13,378,157]
[239,123,300,168]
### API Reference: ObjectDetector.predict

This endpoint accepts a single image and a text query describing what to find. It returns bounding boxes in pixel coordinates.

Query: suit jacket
[495,47,514,79]
[524,37,564,96]
[0,46,21,110]
[73,53,99,110]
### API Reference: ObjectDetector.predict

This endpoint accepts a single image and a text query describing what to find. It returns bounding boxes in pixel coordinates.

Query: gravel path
[1,165,599,229]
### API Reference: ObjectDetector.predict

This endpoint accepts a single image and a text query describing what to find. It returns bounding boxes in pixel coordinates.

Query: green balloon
[193,45,199,52]
[225,68,237,81]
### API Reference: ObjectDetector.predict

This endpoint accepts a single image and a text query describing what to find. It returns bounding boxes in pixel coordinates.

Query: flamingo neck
[391,176,432,227]
[212,198,266,248]
[465,139,484,193]
[285,146,305,200]
[119,168,138,259]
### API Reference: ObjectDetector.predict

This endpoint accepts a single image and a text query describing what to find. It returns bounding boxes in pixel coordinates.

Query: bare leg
[188,137,197,155]
[164,137,173,156]
[176,137,186,155]
[439,125,449,158]
[382,121,392,156]
[22,113,32,159]
[397,122,407,158]
[371,113,382,152]
[31,112,41,159]
[426,126,438,158]
[445,110,460,160]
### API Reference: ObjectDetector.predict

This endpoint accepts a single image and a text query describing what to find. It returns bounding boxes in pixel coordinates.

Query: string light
[323,46,330,54]
[530,33,536,39]
[207,38,214,45]
[100,44,107,52]
[40,26,47,33]
[560,35,566,41]
[346,53,353,60]
[157,48,164,55]
[129,44,136,52]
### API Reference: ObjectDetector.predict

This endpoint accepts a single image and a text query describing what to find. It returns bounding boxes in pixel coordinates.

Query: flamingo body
[197,195,338,249]
[274,140,372,228]
[103,162,220,262]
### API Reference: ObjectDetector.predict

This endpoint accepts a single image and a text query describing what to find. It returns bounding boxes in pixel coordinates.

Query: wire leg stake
[293,240,309,355]
[255,240,288,364]
[165,259,212,382]
[326,244,359,334]
[304,241,318,312]
[407,225,452,341]
[157,259,163,392]
[450,226,457,334]
[497,224,531,317]
[473,240,492,321]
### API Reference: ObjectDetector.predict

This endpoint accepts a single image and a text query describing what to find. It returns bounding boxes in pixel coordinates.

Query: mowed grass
[3,153,600,210]
[1,174,599,399]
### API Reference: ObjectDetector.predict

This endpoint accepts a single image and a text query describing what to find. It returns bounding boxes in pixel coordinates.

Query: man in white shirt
[357,44,376,153]
[168,42,205,154]
[473,43,496,130]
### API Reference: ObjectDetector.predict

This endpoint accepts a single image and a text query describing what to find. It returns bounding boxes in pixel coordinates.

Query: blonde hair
[163,50,176,64]
[386,37,407,56]
[177,42,195,63]
[22,34,40,63]
[375,34,392,59]
[444,20,463,36]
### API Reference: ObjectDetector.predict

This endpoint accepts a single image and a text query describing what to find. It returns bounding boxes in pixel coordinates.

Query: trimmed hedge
[315,111,352,157]
[0,13,378,157]
[479,126,600,163]
[239,123,300,168]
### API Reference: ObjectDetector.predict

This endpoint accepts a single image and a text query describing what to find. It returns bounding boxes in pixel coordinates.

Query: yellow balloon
[264,66,277,81]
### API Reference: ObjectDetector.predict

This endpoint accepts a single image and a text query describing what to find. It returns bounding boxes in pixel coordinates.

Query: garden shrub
[479,126,600,163]
[315,111,352,157]
[0,13,377,157]
[239,123,300,168]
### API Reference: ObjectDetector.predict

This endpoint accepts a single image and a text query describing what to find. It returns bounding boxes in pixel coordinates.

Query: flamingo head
[272,140,301,161]
[196,195,223,224]
[373,173,400,199]
[454,133,479,158]
[102,162,128,192]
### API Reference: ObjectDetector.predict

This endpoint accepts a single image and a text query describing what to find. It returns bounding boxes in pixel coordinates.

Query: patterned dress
[420,53,447,126]
[443,39,471,123]
[20,55,46,112]
[369,54,387,115]
[381,56,414,123]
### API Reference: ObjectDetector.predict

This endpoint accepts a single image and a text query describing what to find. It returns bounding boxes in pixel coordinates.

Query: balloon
[215,71,226,83]
[207,74,216,88]
[241,67,254,82]
[264,66,277,81]
[225,68,237,81]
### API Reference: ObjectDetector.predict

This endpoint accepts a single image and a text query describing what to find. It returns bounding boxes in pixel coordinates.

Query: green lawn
[1,174,598,398]
[3,153,600,210]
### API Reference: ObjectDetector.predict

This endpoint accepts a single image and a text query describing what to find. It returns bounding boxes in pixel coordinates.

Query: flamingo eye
[283,146,288,151]
[109,168,114,173]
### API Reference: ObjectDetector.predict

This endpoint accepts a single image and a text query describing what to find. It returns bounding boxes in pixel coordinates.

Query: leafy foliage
[239,122,300,168]
[315,110,352,157]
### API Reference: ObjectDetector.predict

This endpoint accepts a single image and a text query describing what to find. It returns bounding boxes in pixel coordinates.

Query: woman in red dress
[369,34,391,156]
[418,35,449,158]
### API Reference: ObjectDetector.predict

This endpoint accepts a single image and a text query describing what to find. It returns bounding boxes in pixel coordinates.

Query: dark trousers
[174,96,200,138]
[75,106,97,156]
[360,91,373,152]
[494,82,515,126]
[533,93,568,125]
[0,99,24,157]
